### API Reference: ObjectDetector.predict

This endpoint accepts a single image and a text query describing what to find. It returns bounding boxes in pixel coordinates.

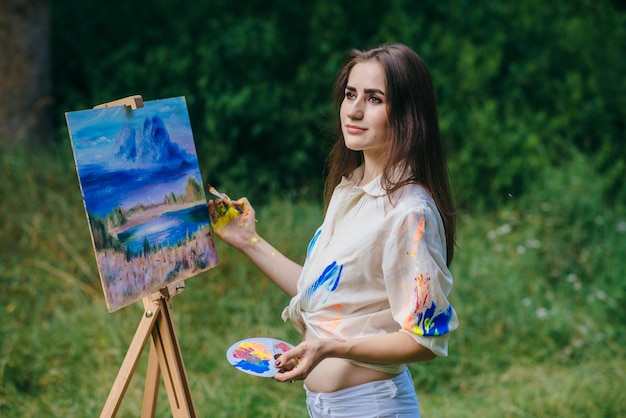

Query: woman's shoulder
[392,183,436,210]
[388,183,444,228]
[387,184,447,251]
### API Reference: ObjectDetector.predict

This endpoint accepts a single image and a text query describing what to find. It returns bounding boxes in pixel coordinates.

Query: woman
[209,42,458,418]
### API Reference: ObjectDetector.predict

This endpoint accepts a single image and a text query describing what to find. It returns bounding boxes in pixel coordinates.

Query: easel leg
[100,300,161,418]
[141,340,160,418]
[152,297,197,417]
[100,292,196,417]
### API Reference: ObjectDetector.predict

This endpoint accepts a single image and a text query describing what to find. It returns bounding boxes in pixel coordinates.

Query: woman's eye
[345,90,356,99]
[368,95,382,103]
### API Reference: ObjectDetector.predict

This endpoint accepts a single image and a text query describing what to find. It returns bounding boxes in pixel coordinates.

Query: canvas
[65,96,218,312]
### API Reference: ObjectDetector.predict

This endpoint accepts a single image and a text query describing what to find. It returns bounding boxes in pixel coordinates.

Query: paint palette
[226,337,294,378]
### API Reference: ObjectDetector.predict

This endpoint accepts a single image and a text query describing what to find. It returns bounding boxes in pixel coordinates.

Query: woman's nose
[347,101,364,120]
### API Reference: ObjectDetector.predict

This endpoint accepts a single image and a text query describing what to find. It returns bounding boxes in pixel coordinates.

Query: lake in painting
[116,205,210,254]
[66,96,218,312]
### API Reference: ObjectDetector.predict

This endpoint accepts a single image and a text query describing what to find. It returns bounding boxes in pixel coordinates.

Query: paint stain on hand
[211,205,240,238]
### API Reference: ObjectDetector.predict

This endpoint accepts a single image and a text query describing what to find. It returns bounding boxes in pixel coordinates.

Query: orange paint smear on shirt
[398,214,425,257]
[409,217,425,257]
[403,273,430,332]
[317,303,344,336]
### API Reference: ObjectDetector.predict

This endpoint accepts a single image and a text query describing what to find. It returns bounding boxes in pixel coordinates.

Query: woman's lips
[345,124,367,134]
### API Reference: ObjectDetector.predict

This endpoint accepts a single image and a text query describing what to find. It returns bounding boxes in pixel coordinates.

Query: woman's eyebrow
[364,88,385,96]
[345,85,385,95]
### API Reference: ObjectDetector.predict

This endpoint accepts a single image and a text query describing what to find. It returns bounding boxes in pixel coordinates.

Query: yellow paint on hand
[211,206,240,237]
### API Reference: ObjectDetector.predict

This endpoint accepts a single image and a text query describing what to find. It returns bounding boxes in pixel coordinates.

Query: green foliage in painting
[106,206,126,229]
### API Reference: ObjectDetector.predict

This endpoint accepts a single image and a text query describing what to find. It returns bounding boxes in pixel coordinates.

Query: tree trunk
[0,0,52,143]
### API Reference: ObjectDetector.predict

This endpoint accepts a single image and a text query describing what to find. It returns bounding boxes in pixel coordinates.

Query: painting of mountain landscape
[65,96,218,312]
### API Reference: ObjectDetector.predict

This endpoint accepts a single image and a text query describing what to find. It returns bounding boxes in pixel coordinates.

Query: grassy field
[1,143,625,417]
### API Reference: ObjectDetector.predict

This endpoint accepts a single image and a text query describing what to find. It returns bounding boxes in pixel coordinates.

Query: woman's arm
[208,197,301,297]
[273,332,435,382]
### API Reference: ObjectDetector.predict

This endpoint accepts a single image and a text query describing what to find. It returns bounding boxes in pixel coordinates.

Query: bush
[51,0,626,207]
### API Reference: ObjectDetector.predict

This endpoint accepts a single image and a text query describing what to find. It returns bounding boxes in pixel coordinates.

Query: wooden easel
[95,96,197,417]
[100,283,196,417]
[94,94,144,110]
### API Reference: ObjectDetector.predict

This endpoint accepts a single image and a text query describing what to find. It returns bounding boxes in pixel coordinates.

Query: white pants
[304,367,420,418]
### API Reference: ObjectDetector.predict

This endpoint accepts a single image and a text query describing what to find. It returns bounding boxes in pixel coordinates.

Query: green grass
[1,143,625,417]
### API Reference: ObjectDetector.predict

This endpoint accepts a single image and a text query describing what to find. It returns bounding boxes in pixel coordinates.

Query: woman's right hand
[209,196,302,297]
[208,197,258,252]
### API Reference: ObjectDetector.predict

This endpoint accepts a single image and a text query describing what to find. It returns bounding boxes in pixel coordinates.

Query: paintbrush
[205,184,244,213]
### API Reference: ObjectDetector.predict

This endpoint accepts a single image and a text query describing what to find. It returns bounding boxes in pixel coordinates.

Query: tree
[0,0,52,143]
[50,0,626,205]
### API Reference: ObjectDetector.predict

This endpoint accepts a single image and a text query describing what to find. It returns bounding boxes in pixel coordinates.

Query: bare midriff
[301,332,397,393]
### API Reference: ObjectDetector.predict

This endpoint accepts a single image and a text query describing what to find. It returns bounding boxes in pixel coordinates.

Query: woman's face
[340,60,389,163]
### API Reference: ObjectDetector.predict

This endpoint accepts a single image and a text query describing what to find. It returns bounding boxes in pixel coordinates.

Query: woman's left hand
[273,339,330,383]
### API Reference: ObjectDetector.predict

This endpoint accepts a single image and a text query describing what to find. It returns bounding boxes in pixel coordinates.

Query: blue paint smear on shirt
[416,302,454,337]
[235,359,270,374]
[307,229,322,257]
[304,261,343,304]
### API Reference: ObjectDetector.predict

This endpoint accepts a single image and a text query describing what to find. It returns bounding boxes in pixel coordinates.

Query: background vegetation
[1,0,625,416]
[50,0,626,207]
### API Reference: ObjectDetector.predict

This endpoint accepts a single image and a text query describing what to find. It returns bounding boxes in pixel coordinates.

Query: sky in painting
[66,97,204,218]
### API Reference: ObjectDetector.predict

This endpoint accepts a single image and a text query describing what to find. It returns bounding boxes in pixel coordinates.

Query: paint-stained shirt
[282,165,458,373]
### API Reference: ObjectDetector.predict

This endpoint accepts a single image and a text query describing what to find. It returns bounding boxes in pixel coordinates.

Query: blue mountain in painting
[115,125,137,160]
[75,112,200,217]
[115,115,190,167]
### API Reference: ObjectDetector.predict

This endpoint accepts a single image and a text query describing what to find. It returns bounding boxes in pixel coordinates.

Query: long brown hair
[324,43,456,265]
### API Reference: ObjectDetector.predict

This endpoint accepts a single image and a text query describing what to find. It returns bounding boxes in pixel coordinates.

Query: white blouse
[282,166,459,373]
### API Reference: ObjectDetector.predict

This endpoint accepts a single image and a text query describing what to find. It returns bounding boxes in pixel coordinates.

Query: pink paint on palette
[226,337,294,378]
